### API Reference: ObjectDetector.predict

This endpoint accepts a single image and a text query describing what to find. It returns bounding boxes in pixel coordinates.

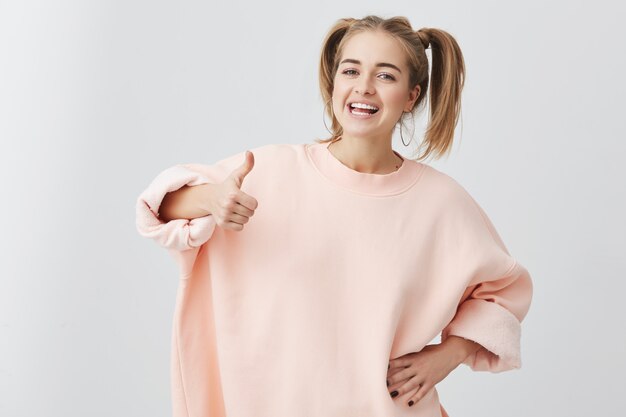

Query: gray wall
[1,0,623,416]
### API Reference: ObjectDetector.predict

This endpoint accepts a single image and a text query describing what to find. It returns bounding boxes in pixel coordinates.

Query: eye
[379,73,395,81]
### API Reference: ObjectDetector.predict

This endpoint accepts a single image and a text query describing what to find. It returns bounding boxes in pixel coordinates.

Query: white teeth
[350,102,379,110]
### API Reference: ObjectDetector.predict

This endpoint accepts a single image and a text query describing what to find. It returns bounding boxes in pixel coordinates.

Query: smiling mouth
[347,103,380,115]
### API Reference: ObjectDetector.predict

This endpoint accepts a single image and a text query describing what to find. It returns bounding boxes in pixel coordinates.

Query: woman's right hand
[202,150,258,231]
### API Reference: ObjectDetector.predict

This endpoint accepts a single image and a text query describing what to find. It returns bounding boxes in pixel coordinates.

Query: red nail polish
[408,400,414,406]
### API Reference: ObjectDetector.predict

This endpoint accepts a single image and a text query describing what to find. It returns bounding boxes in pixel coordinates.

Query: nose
[355,74,375,95]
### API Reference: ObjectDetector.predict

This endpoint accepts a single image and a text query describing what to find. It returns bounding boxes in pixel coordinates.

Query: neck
[328,135,404,175]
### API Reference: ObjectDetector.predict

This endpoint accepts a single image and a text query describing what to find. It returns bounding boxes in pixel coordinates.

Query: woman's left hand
[386,343,462,407]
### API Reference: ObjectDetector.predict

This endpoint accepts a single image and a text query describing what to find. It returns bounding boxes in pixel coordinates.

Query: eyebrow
[339,58,402,74]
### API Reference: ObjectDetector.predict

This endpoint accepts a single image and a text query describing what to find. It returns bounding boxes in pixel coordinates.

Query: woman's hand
[387,338,478,407]
[203,150,258,231]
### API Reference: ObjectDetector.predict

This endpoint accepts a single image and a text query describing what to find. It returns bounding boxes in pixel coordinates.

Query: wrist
[196,183,216,216]
[441,335,482,364]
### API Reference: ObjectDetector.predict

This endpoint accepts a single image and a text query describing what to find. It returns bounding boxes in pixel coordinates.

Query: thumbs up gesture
[206,150,259,231]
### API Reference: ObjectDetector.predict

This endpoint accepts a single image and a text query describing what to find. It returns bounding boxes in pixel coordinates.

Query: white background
[1,1,624,416]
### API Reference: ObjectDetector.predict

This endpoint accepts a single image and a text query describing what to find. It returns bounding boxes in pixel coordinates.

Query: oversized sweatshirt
[135,141,533,417]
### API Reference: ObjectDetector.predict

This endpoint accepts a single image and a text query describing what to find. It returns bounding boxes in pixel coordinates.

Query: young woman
[136,15,533,417]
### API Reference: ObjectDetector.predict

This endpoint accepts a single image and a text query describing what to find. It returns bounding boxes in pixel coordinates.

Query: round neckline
[304,141,425,196]
[328,138,406,174]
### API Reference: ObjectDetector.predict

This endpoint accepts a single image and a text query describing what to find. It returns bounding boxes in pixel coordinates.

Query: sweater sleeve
[135,150,247,277]
[439,191,533,373]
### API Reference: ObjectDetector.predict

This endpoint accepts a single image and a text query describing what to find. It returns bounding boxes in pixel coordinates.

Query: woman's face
[332,30,420,141]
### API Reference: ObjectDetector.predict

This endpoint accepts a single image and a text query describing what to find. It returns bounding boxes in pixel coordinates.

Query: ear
[405,85,421,112]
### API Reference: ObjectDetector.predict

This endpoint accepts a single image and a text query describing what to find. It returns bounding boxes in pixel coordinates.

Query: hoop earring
[399,111,416,146]
[323,98,334,135]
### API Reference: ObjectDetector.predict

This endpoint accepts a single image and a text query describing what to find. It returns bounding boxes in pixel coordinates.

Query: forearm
[158,183,215,222]
[440,335,483,365]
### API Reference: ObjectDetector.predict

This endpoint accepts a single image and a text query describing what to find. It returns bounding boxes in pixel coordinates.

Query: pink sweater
[136,141,533,417]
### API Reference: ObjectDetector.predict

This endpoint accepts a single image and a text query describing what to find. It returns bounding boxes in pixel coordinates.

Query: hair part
[316,15,465,162]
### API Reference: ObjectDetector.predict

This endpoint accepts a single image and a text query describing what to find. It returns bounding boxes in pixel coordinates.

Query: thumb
[229,150,255,188]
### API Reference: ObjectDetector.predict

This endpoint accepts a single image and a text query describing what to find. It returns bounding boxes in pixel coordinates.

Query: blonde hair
[316,15,465,162]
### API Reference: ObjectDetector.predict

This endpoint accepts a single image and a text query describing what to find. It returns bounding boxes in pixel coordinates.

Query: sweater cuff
[136,165,216,252]
[441,298,522,373]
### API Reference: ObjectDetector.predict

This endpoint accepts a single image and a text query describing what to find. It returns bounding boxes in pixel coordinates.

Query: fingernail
[391,391,398,398]
[408,400,414,406]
